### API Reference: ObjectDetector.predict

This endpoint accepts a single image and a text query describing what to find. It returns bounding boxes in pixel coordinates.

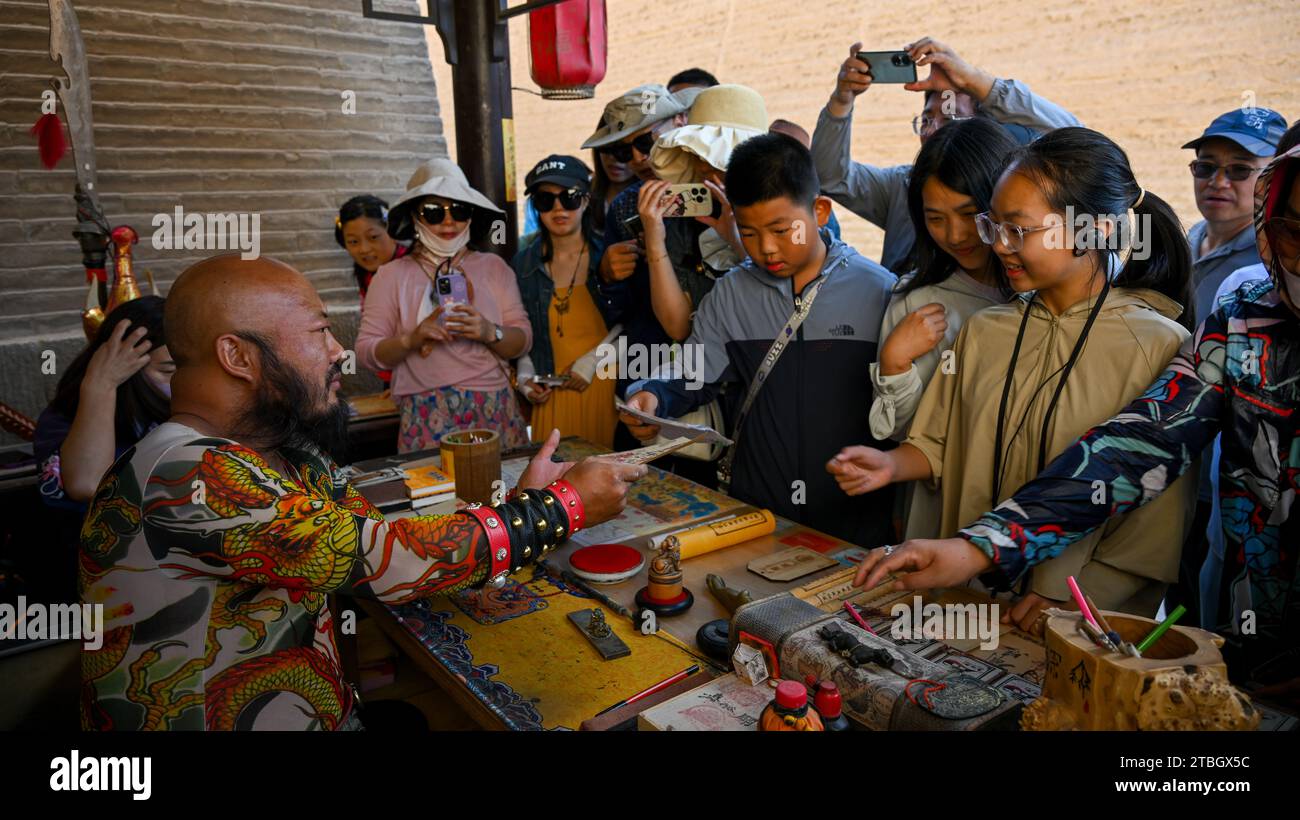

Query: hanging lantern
[528,0,606,100]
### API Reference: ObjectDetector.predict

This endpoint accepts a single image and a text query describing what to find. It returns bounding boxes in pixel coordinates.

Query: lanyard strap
[718,269,832,484]
[991,279,1112,501]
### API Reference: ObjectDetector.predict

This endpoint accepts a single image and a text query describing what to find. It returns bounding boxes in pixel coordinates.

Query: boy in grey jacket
[811,36,1080,273]
[621,134,898,546]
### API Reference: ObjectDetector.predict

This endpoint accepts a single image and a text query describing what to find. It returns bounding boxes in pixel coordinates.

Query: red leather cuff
[546,479,585,537]
[461,503,512,586]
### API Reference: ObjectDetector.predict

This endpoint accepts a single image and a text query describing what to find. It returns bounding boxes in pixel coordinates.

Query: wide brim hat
[649,84,768,183]
[388,157,503,241]
[582,84,693,149]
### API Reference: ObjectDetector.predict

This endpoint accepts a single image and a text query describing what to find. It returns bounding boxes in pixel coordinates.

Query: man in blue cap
[1162,106,1288,627]
[1185,106,1288,323]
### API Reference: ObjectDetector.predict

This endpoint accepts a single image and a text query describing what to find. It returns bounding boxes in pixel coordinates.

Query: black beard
[233,333,350,464]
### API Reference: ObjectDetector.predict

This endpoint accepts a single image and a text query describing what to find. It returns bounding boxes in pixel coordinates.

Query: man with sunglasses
[1184,107,1288,323]
[811,36,1080,274]
[1166,109,1289,627]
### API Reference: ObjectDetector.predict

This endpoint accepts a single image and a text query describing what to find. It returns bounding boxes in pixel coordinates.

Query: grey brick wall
[0,0,449,448]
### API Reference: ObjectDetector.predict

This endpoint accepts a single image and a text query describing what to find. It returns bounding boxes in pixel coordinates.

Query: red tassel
[31,112,67,170]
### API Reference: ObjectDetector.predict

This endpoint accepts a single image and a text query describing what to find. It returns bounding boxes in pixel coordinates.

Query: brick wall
[0,0,449,448]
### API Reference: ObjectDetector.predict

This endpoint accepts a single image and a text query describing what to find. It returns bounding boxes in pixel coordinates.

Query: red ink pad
[568,544,645,584]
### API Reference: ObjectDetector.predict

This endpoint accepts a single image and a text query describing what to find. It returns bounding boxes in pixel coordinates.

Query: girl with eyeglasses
[512,155,624,448]
[867,118,1017,541]
[356,159,533,453]
[830,127,1197,631]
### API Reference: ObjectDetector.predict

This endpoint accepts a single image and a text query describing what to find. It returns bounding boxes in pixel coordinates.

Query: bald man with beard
[78,254,644,731]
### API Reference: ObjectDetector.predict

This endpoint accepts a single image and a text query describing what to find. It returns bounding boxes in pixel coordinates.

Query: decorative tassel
[30,112,67,170]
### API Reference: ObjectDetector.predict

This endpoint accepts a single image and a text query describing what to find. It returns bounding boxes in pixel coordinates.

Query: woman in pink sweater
[356,159,533,452]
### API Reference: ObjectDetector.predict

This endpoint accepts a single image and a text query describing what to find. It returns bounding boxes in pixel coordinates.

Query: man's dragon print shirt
[79,422,489,730]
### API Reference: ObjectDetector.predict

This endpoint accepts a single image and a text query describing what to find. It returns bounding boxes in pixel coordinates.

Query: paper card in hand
[615,399,732,446]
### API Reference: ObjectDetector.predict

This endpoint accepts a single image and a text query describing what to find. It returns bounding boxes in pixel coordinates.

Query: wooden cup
[439,428,501,506]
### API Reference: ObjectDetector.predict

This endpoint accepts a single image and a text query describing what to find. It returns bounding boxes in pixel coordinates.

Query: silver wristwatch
[491,323,504,343]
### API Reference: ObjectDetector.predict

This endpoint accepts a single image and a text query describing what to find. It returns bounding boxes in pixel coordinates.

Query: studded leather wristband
[463,481,588,588]
[461,503,512,588]
[545,479,585,536]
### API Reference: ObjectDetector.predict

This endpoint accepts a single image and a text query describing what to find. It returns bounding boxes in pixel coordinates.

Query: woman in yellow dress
[513,155,624,448]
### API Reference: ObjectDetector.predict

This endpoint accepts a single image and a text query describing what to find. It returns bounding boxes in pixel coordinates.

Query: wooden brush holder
[1022,611,1260,731]
[439,428,500,506]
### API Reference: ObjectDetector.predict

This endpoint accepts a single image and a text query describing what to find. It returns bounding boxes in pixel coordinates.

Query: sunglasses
[532,188,587,212]
[1188,160,1262,182]
[598,132,657,163]
[420,201,473,225]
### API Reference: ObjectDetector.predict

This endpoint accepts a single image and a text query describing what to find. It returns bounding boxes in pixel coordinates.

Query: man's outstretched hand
[563,457,648,527]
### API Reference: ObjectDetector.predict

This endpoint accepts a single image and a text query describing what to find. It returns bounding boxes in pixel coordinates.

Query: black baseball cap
[525,155,591,195]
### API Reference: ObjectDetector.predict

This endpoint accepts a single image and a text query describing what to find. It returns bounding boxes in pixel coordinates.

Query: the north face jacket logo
[828,324,855,337]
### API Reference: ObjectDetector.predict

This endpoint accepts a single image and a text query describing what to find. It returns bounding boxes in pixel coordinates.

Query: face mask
[415,219,470,258]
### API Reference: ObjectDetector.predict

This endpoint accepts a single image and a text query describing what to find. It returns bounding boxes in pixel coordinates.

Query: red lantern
[528,0,606,100]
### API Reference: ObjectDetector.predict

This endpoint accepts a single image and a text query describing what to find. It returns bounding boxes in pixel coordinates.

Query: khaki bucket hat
[581,84,694,149]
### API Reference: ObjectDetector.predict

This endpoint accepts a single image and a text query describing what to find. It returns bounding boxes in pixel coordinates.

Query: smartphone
[622,212,646,247]
[534,375,567,387]
[856,50,917,84]
[660,183,723,219]
[434,270,469,314]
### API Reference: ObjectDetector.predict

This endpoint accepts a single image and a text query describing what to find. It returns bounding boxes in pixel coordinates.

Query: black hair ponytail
[1003,127,1194,330]
[1121,190,1194,329]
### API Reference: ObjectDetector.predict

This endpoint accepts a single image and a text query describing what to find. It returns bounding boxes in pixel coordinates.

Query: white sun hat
[649,84,769,184]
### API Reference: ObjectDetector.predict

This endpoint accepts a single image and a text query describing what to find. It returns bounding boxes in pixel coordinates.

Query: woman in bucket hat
[634,83,768,340]
[355,158,533,452]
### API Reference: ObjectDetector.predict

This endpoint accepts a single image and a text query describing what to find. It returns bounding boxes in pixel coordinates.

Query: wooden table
[356,438,861,730]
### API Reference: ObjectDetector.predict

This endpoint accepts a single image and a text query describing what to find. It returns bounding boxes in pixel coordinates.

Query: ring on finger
[881,544,897,557]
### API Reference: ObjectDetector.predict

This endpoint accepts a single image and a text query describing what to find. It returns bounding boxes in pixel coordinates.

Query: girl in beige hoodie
[831,128,1199,630]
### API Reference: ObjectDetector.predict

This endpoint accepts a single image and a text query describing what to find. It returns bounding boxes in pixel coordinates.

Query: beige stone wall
[0,0,448,445]
[434,0,1299,257]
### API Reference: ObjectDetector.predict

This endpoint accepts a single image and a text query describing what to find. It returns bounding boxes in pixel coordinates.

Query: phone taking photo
[660,183,723,219]
[856,50,917,84]
[434,271,470,320]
